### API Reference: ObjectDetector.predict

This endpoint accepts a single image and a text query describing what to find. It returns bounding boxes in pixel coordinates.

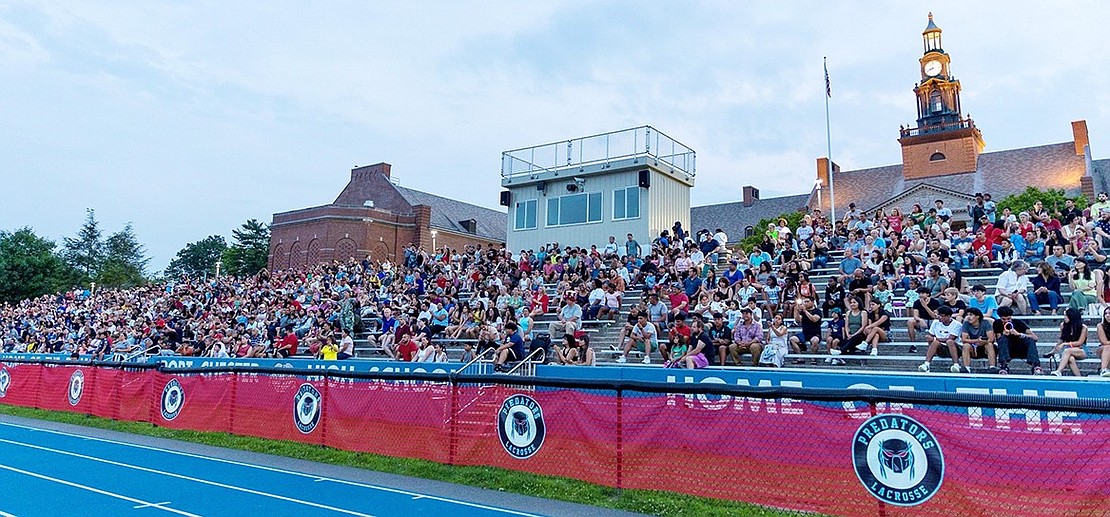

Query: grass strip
[0,404,803,516]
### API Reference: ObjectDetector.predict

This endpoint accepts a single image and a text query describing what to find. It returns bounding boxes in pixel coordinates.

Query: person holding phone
[992,305,1042,375]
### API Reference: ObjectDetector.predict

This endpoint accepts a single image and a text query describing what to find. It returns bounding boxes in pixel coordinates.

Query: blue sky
[1,1,1107,270]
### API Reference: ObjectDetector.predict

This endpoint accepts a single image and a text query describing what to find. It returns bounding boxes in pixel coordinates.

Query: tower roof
[923,12,941,33]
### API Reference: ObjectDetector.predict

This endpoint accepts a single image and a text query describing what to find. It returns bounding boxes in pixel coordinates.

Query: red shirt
[668,292,689,312]
[281,333,299,355]
[397,338,418,361]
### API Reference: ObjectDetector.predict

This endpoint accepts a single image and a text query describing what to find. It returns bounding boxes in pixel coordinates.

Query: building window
[613,186,641,220]
[514,199,537,230]
[744,226,754,238]
[546,191,602,227]
[929,152,946,161]
[930,91,943,113]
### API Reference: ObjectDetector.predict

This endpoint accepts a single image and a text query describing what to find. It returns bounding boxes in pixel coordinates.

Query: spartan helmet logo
[879,438,914,478]
[512,411,529,438]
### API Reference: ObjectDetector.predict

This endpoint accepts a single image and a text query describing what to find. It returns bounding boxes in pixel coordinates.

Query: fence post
[448,376,460,466]
[869,401,889,517]
[616,387,624,493]
[228,370,238,434]
[320,371,329,447]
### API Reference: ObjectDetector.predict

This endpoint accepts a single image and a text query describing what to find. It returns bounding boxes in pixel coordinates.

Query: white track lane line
[0,421,540,517]
[0,510,18,517]
[0,438,376,517]
[0,463,199,517]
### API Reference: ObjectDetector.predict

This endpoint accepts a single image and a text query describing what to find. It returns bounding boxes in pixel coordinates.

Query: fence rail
[0,358,1106,516]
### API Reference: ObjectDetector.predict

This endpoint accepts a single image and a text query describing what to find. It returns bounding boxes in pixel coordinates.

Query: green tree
[737,210,808,252]
[0,228,78,303]
[165,235,228,278]
[62,208,104,283]
[222,219,270,277]
[995,186,1088,216]
[96,223,149,288]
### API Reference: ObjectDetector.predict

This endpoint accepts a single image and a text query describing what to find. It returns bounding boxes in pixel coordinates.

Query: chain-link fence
[1,357,1108,516]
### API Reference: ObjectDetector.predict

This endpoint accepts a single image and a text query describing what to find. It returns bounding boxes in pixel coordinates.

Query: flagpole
[824,57,837,223]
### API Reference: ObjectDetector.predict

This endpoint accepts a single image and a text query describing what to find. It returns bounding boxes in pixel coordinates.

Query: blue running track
[0,417,638,517]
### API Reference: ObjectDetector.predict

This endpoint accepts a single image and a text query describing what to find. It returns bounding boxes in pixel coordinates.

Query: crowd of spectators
[5,191,1110,376]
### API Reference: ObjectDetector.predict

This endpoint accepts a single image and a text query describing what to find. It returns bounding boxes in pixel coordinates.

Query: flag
[824,58,831,97]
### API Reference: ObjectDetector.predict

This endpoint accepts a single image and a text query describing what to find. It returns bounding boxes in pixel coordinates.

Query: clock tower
[898,13,986,180]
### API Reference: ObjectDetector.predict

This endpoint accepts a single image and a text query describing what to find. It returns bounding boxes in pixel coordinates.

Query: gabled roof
[827,142,1086,215]
[395,186,507,242]
[866,182,976,213]
[692,193,810,241]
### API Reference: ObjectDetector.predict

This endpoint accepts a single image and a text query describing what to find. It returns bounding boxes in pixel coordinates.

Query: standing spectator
[625,233,642,258]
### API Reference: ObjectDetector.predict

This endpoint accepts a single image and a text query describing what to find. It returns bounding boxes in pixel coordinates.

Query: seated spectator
[618,313,657,364]
[906,287,940,347]
[958,307,996,373]
[993,306,1042,375]
[1028,262,1063,315]
[1067,259,1103,311]
[918,306,961,373]
[1048,308,1089,377]
[729,308,763,366]
[995,261,1031,315]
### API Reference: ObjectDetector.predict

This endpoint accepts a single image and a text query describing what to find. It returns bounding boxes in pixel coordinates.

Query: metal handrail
[506,347,545,375]
[453,347,494,374]
[501,125,695,181]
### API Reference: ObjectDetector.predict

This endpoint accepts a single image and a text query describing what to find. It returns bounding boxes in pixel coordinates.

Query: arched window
[929,152,946,161]
[744,226,755,238]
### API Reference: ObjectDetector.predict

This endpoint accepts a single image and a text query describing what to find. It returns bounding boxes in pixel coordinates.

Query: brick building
[694,13,1109,240]
[269,163,506,269]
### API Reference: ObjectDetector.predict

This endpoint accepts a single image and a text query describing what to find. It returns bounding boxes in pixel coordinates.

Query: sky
[2,1,1108,272]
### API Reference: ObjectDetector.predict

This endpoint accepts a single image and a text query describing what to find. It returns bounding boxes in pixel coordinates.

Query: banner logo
[160,379,185,421]
[853,414,944,506]
[0,367,10,398]
[497,394,546,459]
[294,383,322,434]
[67,370,85,406]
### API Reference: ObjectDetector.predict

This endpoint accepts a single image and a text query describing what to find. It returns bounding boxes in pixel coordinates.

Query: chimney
[1072,120,1090,156]
[815,157,840,210]
[742,186,760,207]
[351,162,392,182]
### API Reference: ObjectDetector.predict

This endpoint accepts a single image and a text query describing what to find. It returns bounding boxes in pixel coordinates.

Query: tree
[96,223,149,288]
[995,186,1088,216]
[62,208,104,283]
[0,228,78,304]
[222,219,270,277]
[737,210,808,252]
[165,235,228,278]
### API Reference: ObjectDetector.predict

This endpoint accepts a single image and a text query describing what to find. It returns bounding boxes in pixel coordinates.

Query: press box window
[546,192,602,227]
[613,186,641,220]
[514,199,537,230]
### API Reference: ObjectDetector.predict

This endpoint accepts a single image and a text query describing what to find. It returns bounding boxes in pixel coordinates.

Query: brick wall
[901,133,980,179]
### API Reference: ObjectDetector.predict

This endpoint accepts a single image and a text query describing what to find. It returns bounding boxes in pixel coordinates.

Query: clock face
[924,60,942,77]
